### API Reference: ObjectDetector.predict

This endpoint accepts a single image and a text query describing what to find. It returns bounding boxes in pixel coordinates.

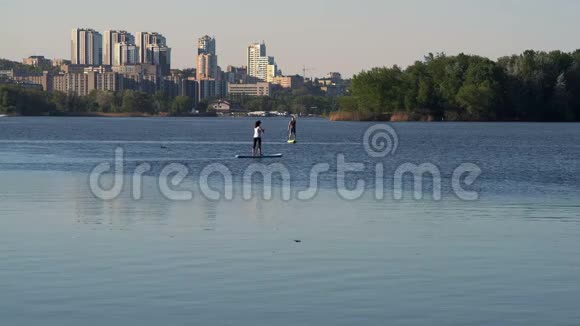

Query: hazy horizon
[1,0,580,77]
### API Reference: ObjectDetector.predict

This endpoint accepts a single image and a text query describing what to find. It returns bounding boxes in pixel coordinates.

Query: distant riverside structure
[22,56,51,67]
[247,42,279,82]
[103,30,135,66]
[326,72,342,83]
[228,82,271,99]
[199,79,227,100]
[271,75,304,89]
[225,65,251,84]
[315,72,346,96]
[71,28,103,66]
[196,35,218,80]
[136,32,171,75]
[52,59,71,67]
[9,67,198,102]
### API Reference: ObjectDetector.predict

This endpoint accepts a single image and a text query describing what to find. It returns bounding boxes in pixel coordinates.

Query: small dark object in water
[294,240,302,243]
[161,145,168,149]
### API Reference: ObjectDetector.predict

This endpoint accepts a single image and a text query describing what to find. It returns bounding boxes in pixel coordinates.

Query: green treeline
[0,84,337,116]
[0,86,336,116]
[340,50,580,121]
[0,86,55,115]
[0,87,195,116]
[230,87,337,115]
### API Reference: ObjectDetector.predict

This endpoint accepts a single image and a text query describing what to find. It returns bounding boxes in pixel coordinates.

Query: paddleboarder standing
[253,120,265,156]
[288,116,297,141]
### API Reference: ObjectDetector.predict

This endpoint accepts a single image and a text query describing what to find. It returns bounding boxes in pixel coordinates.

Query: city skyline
[2,0,580,77]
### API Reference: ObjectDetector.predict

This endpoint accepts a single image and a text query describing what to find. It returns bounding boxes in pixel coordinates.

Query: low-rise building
[181,78,199,105]
[23,56,52,67]
[1,64,200,103]
[327,72,342,82]
[50,72,118,96]
[112,64,160,76]
[52,59,71,67]
[0,70,15,78]
[199,79,227,100]
[209,100,232,113]
[272,75,304,89]
[53,74,67,93]
[87,72,121,92]
[61,64,89,74]
[13,72,53,92]
[228,82,271,98]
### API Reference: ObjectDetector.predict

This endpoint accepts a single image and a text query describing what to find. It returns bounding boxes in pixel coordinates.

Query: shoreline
[49,112,219,118]
[0,112,219,118]
[1,112,578,122]
[327,111,580,122]
[328,111,442,122]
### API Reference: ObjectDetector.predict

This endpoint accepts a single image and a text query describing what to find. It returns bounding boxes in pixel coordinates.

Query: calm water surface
[0,117,579,325]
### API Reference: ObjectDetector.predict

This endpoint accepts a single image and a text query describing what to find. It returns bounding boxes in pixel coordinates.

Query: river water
[0,117,579,325]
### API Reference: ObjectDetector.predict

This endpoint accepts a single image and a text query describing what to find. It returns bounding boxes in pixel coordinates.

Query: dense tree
[0,85,54,115]
[341,50,580,121]
[170,96,193,115]
[121,90,154,114]
[226,89,337,115]
[0,85,203,116]
[153,91,170,113]
[88,90,116,113]
[196,99,209,113]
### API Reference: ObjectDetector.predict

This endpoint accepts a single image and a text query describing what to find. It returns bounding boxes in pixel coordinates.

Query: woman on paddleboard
[253,120,265,156]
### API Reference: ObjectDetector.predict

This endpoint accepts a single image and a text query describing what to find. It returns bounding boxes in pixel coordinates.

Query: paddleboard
[287,140,297,144]
[236,153,283,159]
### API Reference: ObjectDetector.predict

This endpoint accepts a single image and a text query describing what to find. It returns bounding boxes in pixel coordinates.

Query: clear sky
[1,0,580,77]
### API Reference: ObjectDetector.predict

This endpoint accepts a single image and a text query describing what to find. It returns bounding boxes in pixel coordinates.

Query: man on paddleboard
[288,116,297,141]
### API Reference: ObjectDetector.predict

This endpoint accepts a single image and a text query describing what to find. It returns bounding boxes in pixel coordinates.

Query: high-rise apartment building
[113,42,139,66]
[136,32,166,63]
[247,42,266,80]
[196,54,218,80]
[196,36,218,80]
[247,42,279,81]
[266,62,279,83]
[136,32,171,75]
[197,35,216,55]
[103,30,135,66]
[71,28,103,66]
[150,45,171,76]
